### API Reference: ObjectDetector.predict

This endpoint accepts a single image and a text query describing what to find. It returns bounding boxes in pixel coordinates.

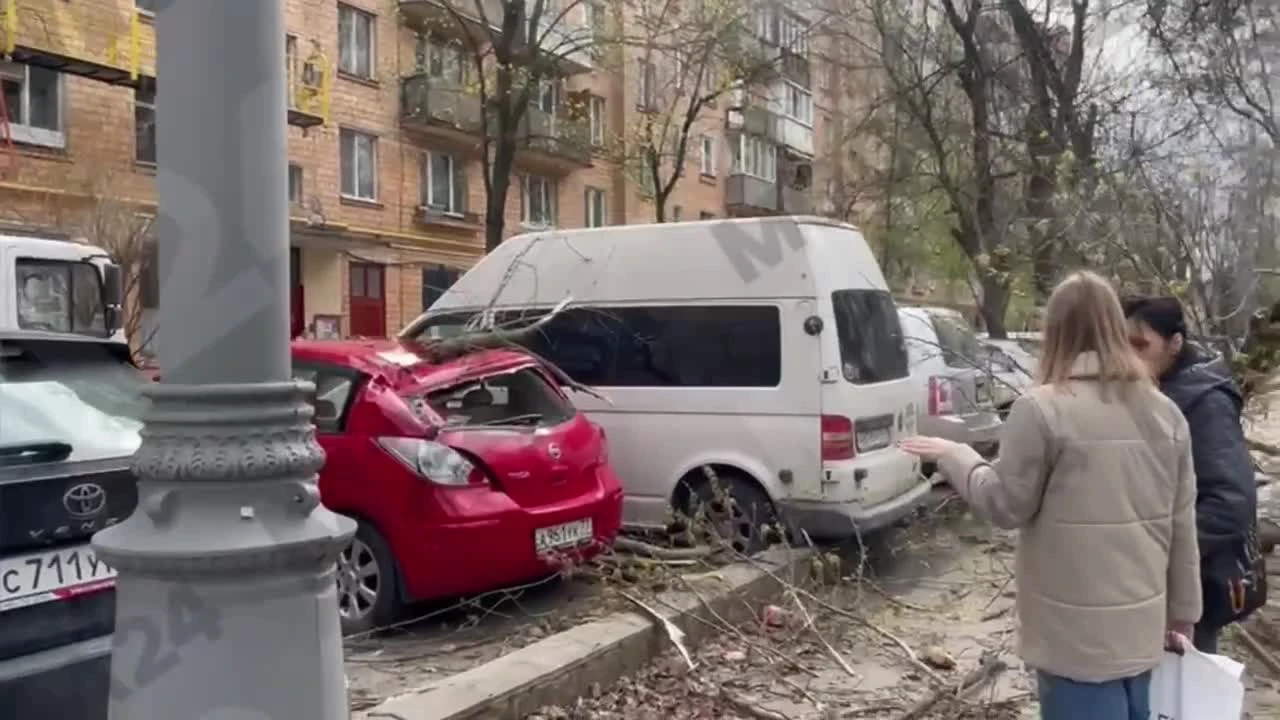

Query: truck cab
[0,234,137,719]
[0,235,126,343]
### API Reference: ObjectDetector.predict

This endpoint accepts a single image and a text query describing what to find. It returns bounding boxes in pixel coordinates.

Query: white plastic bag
[1149,647,1246,719]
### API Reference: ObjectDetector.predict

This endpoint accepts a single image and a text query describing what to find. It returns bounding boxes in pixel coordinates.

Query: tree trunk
[484,142,516,252]
[978,271,1011,338]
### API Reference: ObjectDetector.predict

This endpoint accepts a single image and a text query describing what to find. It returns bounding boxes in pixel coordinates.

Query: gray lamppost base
[94,382,355,719]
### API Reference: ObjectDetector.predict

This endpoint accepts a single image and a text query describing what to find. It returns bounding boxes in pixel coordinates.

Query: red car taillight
[821,415,855,461]
[927,377,954,416]
[376,437,487,486]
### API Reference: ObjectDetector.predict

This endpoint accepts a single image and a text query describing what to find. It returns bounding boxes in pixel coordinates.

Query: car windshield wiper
[0,440,73,466]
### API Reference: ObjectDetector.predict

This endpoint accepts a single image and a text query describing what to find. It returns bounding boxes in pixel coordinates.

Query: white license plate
[534,518,593,553]
[0,544,116,612]
[857,427,892,451]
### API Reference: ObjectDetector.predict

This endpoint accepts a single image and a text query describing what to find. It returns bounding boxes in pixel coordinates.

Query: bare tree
[617,0,818,221]
[408,0,598,250]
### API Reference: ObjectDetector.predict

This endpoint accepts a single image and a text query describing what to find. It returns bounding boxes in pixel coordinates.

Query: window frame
[783,81,813,127]
[584,187,606,227]
[422,151,466,215]
[588,95,606,146]
[522,175,557,228]
[288,163,303,204]
[133,85,156,164]
[337,4,376,80]
[636,59,656,110]
[0,62,64,149]
[339,128,378,201]
[699,135,715,176]
[732,134,777,182]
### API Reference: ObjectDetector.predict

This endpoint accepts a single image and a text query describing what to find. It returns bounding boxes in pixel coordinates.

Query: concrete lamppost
[92,1,355,718]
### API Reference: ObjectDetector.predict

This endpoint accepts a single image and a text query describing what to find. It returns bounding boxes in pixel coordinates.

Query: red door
[349,262,386,338]
[289,247,305,338]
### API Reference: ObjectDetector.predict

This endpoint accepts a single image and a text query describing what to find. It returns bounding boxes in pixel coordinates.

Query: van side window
[492,306,782,387]
[831,290,908,384]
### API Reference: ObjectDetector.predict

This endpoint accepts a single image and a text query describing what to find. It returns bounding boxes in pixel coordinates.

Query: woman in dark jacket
[1124,296,1259,652]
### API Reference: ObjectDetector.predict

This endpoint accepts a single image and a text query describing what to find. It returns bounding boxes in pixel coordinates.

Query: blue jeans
[1037,670,1152,720]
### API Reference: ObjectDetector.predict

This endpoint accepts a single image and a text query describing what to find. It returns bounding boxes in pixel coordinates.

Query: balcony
[515,107,591,171]
[726,174,779,214]
[726,105,782,144]
[400,72,484,141]
[781,185,812,214]
[399,0,592,74]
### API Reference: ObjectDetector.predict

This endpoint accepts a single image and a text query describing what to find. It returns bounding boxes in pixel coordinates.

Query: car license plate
[0,544,116,613]
[534,518,593,553]
[857,427,892,452]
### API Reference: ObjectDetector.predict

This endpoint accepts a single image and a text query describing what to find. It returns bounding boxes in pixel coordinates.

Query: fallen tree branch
[614,536,717,560]
[889,652,1009,720]
[1249,438,1280,457]
[1235,625,1280,677]
[720,689,790,720]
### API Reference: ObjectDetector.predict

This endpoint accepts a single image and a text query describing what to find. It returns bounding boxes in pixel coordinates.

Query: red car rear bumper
[395,466,624,601]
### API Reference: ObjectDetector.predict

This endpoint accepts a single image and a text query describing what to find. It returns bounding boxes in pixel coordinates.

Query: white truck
[1,234,126,341]
[0,232,139,720]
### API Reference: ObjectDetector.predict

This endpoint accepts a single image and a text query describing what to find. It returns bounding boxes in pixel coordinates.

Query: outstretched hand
[897,436,963,461]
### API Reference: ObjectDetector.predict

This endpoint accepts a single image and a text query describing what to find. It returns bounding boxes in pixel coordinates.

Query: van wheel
[680,470,780,556]
[335,522,403,636]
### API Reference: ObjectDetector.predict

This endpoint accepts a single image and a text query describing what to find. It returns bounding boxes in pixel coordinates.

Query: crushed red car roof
[290,338,538,390]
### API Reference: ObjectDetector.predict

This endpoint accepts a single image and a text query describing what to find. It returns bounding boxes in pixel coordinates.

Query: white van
[401,217,929,550]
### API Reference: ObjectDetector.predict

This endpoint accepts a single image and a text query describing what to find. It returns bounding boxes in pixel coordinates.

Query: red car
[289,339,624,634]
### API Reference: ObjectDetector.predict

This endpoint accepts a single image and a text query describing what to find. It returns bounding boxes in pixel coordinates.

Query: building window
[337,4,375,79]
[636,59,656,110]
[339,129,377,201]
[589,96,605,146]
[422,265,461,309]
[523,176,556,227]
[732,134,777,181]
[423,152,466,214]
[699,135,715,176]
[0,62,62,149]
[416,36,467,84]
[700,211,715,220]
[288,164,303,204]
[534,79,559,113]
[585,187,606,227]
[671,206,683,222]
[134,85,156,164]
[784,82,813,126]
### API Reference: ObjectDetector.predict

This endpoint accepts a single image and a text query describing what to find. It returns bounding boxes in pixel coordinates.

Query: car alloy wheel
[336,537,381,622]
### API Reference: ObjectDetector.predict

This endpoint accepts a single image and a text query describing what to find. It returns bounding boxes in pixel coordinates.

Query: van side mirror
[101,263,124,332]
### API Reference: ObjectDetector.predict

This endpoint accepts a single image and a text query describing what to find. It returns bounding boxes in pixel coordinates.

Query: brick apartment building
[0,0,851,343]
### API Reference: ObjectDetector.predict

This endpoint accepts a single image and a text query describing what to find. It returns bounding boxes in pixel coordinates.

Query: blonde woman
[898,271,1200,720]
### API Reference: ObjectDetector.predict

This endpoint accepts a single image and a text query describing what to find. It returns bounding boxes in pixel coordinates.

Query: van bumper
[780,478,934,540]
[0,635,111,720]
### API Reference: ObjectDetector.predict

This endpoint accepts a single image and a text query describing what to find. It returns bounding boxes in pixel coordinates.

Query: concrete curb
[360,546,815,720]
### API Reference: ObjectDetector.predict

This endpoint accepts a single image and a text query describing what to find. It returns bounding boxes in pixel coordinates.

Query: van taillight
[821,415,856,461]
[928,377,954,416]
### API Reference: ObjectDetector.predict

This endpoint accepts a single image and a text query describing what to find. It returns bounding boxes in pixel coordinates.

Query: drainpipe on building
[92,1,355,718]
